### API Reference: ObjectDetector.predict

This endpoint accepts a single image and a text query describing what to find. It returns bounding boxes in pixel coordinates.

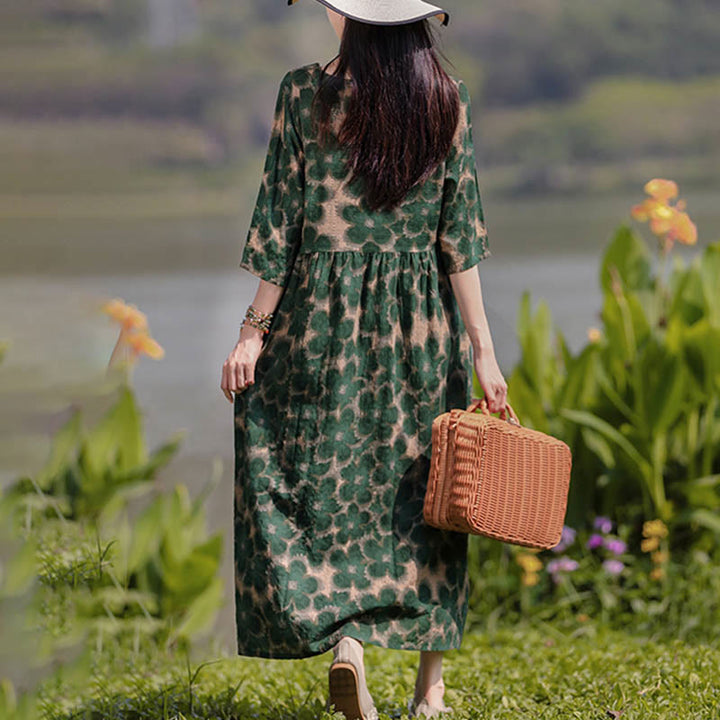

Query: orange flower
[647,204,676,236]
[632,179,697,252]
[103,297,164,370]
[102,298,148,332]
[125,330,165,360]
[644,178,678,202]
[651,550,669,564]
[631,197,666,222]
[667,210,697,245]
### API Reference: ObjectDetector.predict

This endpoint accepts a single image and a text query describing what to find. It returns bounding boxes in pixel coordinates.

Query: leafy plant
[3,382,224,652]
[477,180,720,550]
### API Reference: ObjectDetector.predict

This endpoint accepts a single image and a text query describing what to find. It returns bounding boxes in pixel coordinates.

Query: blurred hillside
[1,0,719,198]
[1,0,719,279]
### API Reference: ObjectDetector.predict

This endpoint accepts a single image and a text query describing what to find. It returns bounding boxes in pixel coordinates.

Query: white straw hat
[288,0,450,26]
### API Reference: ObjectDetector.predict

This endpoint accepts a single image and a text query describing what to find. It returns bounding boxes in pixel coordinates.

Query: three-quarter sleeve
[239,70,305,288]
[436,79,491,275]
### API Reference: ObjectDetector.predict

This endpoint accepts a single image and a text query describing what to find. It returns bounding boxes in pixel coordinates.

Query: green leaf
[82,386,147,482]
[669,262,706,327]
[111,386,147,472]
[682,319,720,395]
[580,427,615,468]
[699,241,720,327]
[36,409,82,491]
[506,367,549,433]
[560,408,651,479]
[625,290,651,348]
[684,508,720,535]
[635,338,687,435]
[169,576,224,642]
[681,474,720,510]
[558,342,599,411]
[126,495,164,574]
[600,225,653,295]
[594,361,640,425]
[601,292,634,368]
[162,533,223,608]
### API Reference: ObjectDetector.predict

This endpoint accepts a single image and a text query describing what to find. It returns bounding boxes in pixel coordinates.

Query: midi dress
[234,61,491,659]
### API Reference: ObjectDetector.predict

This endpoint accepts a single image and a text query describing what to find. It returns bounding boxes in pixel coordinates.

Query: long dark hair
[311,18,460,213]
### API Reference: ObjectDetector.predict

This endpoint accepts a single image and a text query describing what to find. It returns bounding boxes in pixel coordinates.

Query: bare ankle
[414,676,445,702]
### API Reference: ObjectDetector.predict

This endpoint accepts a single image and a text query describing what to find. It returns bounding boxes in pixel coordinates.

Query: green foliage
[487,227,720,543]
[7,385,183,524]
[466,520,720,643]
[0,383,225,715]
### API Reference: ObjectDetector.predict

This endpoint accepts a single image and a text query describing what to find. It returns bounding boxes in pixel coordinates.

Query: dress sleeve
[436,79,491,275]
[238,70,305,288]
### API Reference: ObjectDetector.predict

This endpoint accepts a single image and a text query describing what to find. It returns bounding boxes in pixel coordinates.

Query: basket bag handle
[466,396,521,426]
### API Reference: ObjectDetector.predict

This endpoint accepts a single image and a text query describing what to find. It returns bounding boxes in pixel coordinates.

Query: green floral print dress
[234,62,490,659]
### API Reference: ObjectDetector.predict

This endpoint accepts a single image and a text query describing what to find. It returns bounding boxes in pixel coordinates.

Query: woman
[221,1,508,717]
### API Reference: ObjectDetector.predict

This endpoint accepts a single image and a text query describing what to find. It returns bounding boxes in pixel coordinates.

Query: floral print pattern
[234,62,490,658]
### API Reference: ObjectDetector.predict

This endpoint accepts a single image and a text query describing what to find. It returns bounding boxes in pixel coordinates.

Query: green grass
[39,623,720,719]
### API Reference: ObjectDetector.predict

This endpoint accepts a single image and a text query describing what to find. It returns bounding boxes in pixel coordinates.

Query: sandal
[326,637,379,720]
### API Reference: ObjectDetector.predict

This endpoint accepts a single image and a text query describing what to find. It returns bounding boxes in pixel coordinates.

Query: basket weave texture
[423,397,572,549]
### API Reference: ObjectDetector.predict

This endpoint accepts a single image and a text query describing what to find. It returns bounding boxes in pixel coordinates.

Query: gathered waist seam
[297,248,437,255]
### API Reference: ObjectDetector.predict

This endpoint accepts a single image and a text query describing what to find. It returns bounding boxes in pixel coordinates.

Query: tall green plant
[485,180,720,550]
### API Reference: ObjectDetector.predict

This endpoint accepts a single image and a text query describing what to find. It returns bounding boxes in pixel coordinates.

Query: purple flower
[602,559,625,576]
[547,556,579,582]
[593,516,613,534]
[603,537,627,555]
[586,533,604,550]
[552,525,577,553]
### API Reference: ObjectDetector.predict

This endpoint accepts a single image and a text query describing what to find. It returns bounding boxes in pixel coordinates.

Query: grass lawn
[40,623,720,719]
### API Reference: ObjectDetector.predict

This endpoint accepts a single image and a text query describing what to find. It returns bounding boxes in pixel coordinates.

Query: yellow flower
[516,553,543,573]
[521,572,539,587]
[650,566,665,581]
[642,519,668,539]
[641,537,660,553]
[587,327,602,343]
[651,550,669,564]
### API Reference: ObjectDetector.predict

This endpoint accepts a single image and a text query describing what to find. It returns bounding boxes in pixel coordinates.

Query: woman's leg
[413,650,446,706]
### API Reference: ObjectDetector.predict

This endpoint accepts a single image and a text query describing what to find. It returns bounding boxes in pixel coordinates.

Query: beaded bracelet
[242,304,274,335]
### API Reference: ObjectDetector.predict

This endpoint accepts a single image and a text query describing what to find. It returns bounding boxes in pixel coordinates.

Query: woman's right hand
[221,335,265,403]
[473,347,508,414]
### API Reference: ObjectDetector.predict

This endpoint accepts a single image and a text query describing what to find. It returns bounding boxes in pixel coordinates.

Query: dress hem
[235,633,464,660]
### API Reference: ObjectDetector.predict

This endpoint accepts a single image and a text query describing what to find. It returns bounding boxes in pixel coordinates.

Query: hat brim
[288,0,450,27]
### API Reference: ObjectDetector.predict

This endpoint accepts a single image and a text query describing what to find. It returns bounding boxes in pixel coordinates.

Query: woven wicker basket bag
[423,397,572,549]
